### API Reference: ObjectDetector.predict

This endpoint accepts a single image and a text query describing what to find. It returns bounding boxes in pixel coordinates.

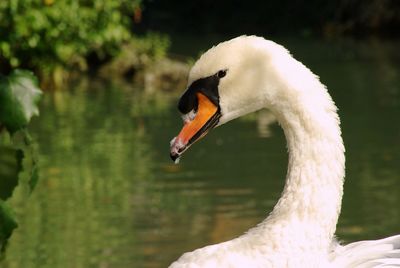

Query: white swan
[169,36,400,268]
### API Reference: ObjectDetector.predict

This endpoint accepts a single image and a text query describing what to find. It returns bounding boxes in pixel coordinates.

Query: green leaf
[0,69,42,134]
[0,200,18,255]
[0,146,23,200]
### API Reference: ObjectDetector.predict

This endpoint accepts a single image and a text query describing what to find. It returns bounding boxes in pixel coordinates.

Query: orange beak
[170,92,220,162]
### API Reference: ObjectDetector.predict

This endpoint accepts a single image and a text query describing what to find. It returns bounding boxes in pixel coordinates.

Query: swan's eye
[217,70,227,79]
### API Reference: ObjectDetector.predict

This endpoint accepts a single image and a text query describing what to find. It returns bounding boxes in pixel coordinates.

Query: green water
[2,38,400,267]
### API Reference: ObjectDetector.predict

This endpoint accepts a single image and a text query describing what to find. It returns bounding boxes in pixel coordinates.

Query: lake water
[2,37,400,267]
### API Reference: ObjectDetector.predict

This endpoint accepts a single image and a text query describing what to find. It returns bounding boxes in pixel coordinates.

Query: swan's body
[169,36,400,267]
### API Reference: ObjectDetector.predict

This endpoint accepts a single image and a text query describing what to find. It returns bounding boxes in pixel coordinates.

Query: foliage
[0,0,142,76]
[0,69,41,256]
[98,32,171,77]
[131,32,171,63]
[0,70,42,134]
[0,201,18,255]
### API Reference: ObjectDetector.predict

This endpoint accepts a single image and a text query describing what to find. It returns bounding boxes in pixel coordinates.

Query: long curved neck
[249,59,345,250]
[271,99,345,244]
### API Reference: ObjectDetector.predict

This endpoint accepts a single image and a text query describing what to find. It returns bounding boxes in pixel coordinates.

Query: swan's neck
[273,108,344,239]
[250,65,345,250]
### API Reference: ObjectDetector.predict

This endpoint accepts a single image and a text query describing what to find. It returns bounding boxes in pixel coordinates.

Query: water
[2,38,400,267]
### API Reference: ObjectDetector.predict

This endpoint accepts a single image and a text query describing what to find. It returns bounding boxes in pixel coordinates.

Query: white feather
[169,36,400,268]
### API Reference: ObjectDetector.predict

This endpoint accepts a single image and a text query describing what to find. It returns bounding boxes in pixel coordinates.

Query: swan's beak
[170,93,220,163]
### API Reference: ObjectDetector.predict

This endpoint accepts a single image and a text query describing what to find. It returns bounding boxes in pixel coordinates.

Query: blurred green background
[0,1,400,267]
[1,0,399,83]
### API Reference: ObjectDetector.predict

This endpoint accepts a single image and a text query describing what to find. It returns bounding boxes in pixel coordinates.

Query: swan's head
[170,36,291,162]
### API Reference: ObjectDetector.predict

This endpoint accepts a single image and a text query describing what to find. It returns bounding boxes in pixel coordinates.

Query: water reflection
[2,38,400,268]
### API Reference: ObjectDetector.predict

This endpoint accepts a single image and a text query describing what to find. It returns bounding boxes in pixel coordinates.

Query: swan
[169,36,400,267]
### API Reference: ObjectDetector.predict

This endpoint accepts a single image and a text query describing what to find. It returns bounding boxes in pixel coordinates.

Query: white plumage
[169,36,400,268]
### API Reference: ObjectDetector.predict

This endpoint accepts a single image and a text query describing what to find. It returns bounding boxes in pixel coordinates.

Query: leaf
[0,146,23,200]
[0,200,18,255]
[0,69,42,134]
